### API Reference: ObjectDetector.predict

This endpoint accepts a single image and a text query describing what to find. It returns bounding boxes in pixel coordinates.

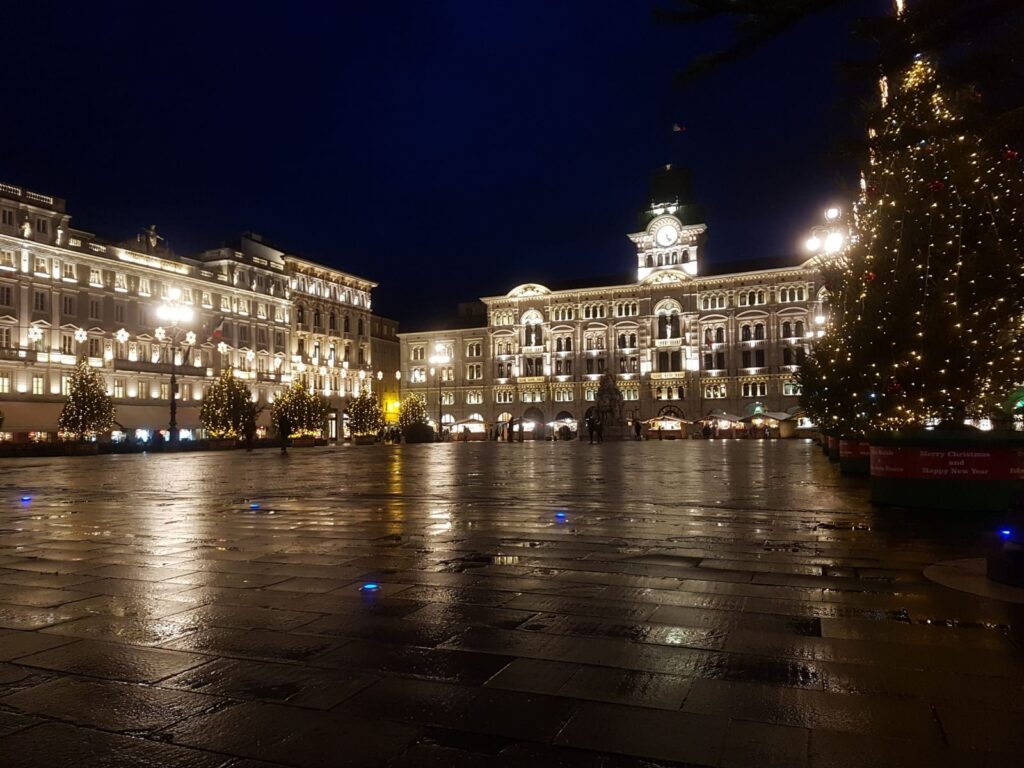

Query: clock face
[655,224,678,247]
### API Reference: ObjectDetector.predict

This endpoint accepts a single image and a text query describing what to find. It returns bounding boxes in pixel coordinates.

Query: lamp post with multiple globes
[154,288,195,443]
[428,343,450,440]
[804,206,847,256]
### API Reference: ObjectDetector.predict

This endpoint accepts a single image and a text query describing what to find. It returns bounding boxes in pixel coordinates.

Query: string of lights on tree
[199,369,257,438]
[347,391,384,436]
[271,380,328,438]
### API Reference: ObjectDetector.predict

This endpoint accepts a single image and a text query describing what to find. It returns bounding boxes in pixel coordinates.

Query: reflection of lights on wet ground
[249,503,260,510]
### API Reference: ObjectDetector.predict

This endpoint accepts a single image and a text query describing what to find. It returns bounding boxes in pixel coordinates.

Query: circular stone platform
[924,557,1024,604]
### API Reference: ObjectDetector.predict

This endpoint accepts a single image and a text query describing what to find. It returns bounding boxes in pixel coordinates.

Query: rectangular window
[115,304,125,323]
[202,292,212,307]
[0,285,11,306]
[89,268,103,287]
[275,331,285,349]
[62,262,77,280]
[61,295,75,315]
[34,256,48,275]
[61,374,71,395]
[467,363,482,380]
[0,327,11,348]
[114,272,128,291]
[783,381,801,396]
[0,209,13,226]
[584,389,596,402]
[113,378,125,398]
[88,337,102,357]
[36,218,49,235]
[32,375,44,395]
[0,249,15,270]
[61,334,74,355]
[160,383,170,400]
[221,295,231,312]
[89,299,102,319]
[139,277,151,296]
[466,342,482,357]
[0,372,9,393]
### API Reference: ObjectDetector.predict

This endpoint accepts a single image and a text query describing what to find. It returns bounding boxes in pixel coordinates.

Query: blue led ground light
[360,582,380,592]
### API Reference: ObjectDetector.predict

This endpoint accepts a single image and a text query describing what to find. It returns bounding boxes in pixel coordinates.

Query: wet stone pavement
[0,440,1021,767]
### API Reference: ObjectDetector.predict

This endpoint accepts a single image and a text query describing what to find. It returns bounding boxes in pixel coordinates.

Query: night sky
[6,2,880,328]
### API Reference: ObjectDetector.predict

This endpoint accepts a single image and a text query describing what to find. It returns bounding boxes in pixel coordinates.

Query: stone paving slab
[0,442,1021,766]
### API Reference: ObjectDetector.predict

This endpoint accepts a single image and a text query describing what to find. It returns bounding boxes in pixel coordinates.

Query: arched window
[757,291,766,304]
[296,305,305,324]
[629,333,637,347]
[343,315,350,332]
[618,334,626,349]
[795,320,805,337]
[797,287,805,301]
[754,323,765,340]
[741,325,751,341]
[704,328,713,345]
[313,310,321,329]
[564,337,572,351]
[701,298,709,310]
[783,347,793,365]
[747,291,756,305]
[715,327,725,344]
[556,338,563,352]
[328,313,336,332]
[782,321,792,338]
[658,315,668,339]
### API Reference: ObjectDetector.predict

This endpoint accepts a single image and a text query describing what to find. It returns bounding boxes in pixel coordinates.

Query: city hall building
[0,180,391,442]
[399,167,828,437]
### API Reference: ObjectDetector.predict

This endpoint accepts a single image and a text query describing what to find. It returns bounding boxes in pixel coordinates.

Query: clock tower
[629,164,707,282]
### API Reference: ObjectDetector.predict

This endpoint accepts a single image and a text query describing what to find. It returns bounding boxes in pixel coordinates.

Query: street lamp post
[428,343,450,441]
[155,288,195,444]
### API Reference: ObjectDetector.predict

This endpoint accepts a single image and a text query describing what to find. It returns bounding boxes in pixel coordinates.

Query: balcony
[114,359,208,376]
[0,347,33,362]
[521,345,544,354]
[516,375,545,384]
[655,337,682,348]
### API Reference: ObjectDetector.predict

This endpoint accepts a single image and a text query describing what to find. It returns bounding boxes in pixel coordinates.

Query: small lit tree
[348,391,383,437]
[58,358,115,440]
[272,381,327,438]
[200,369,253,438]
[398,393,433,442]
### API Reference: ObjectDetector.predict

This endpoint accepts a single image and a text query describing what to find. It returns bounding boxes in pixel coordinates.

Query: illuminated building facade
[0,181,381,441]
[399,167,829,435]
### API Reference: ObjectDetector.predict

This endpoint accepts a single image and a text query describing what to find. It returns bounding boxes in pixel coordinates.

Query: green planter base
[869,430,1024,512]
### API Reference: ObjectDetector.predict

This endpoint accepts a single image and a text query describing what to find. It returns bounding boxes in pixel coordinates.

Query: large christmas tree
[58,359,115,440]
[804,54,1024,431]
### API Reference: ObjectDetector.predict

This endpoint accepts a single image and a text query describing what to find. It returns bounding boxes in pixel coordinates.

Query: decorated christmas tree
[200,369,254,438]
[58,358,115,440]
[348,391,383,436]
[397,393,433,441]
[805,54,1024,432]
[398,393,429,431]
[271,380,327,438]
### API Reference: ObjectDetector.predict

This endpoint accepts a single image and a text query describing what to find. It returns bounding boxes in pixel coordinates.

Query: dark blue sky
[5,1,876,327]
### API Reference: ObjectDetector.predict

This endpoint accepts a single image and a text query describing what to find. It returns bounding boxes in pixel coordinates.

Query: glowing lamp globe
[804,236,821,252]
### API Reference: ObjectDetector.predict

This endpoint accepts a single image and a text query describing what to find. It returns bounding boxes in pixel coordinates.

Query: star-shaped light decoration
[217,341,228,355]
[28,326,43,341]
[73,328,87,343]
[115,328,129,344]
[185,331,197,346]
[155,326,166,341]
